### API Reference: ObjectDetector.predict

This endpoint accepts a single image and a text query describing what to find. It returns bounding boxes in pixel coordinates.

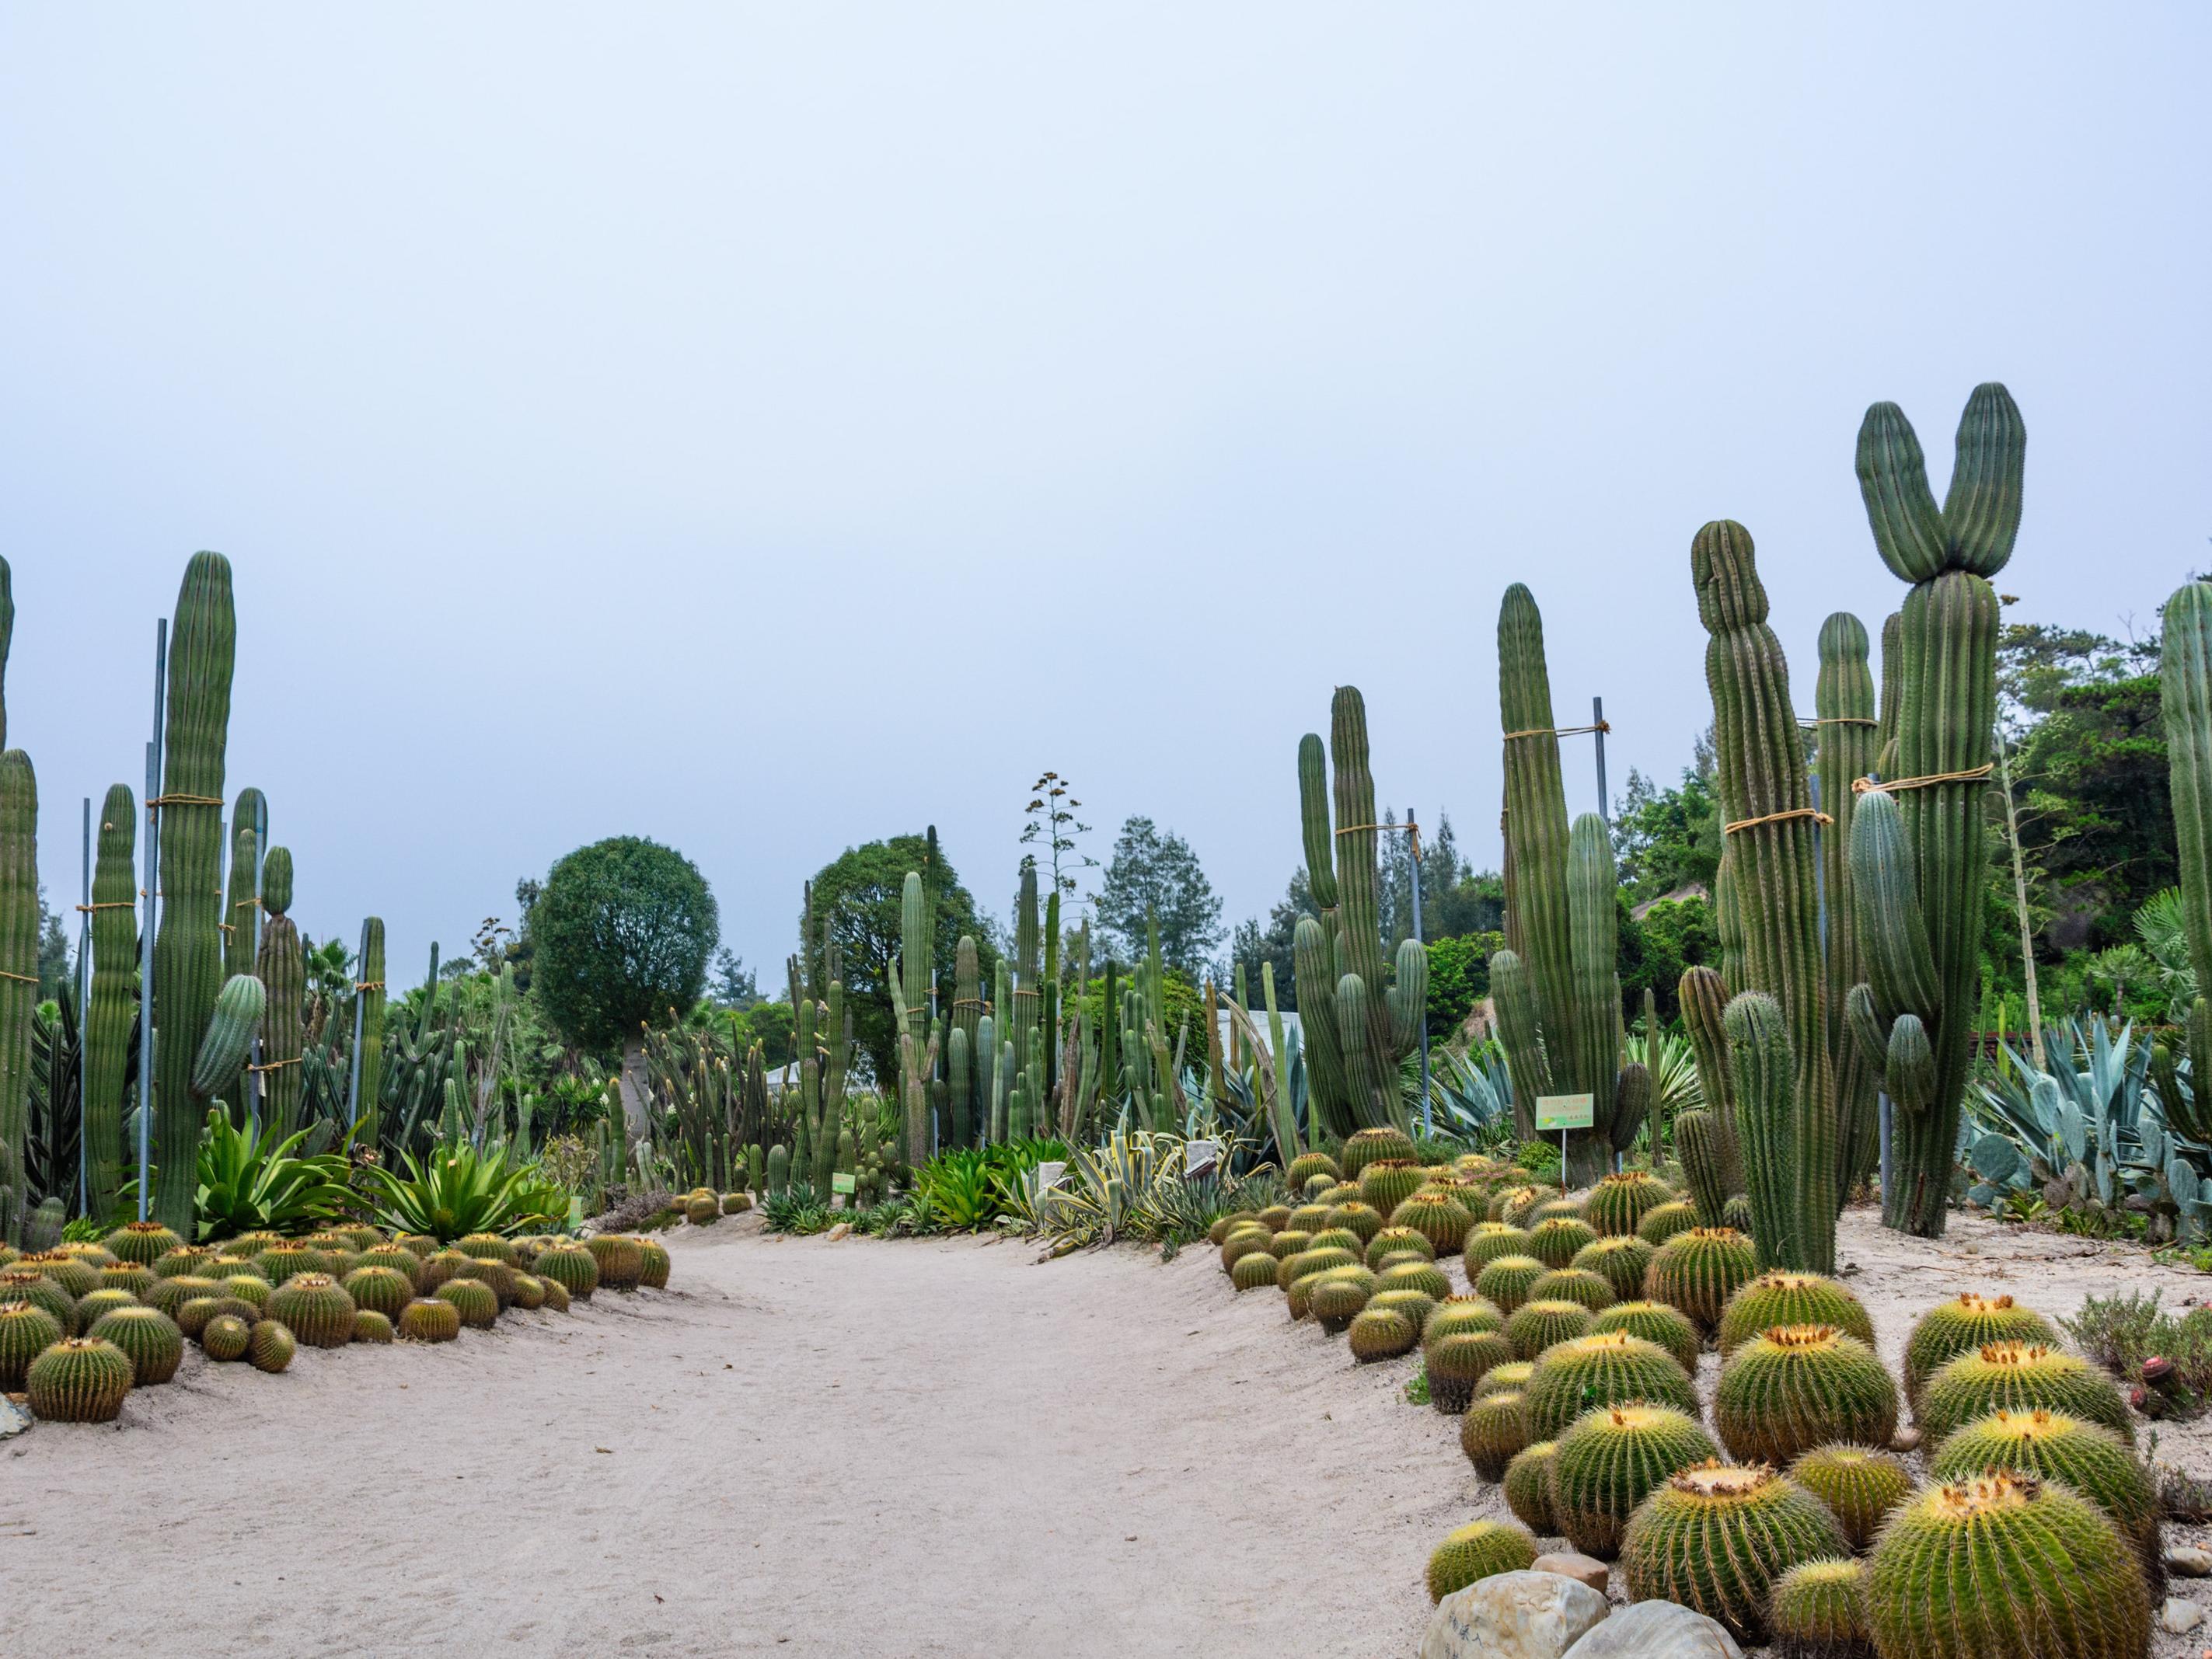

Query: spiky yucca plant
[1523,1330,1700,1442]
[1621,1462,1851,1646]
[1917,1342,2133,1448]
[1785,1445,1914,1552]
[1718,1271,1875,1356]
[1460,1389,1530,1480]
[1865,1473,2147,1659]
[1588,1299,1701,1374]
[1425,1519,1539,1604]
[1549,1403,1719,1560]
[1902,1293,2057,1403]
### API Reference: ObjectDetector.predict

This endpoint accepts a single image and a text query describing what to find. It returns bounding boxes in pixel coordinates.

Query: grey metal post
[76,796,91,1214]
[346,918,369,1129]
[1593,696,1610,827]
[136,619,168,1222]
[1407,809,1432,1138]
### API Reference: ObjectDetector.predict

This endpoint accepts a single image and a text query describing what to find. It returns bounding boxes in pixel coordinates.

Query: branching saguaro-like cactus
[1290,687,1424,1138]
[1816,613,1881,1200]
[84,783,138,1222]
[1690,521,1835,1273]
[1491,587,1647,1183]
[1845,385,2019,1236]
[152,552,236,1236]
[254,846,304,1137]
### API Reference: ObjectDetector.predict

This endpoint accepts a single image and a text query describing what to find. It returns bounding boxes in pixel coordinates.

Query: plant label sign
[1534,1093,1594,1131]
[830,1172,857,1196]
[1034,1161,1067,1195]
[1185,1139,1221,1179]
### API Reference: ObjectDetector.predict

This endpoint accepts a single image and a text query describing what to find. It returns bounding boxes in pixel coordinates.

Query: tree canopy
[530,836,718,1054]
[804,831,998,1088]
[1094,815,1223,975]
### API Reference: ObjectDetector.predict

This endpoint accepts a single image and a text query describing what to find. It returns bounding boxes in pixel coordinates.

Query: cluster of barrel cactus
[1211,1155,2165,1655]
[0,1217,672,1425]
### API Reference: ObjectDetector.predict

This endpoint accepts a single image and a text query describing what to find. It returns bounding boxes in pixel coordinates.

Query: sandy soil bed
[9,1203,2212,1657]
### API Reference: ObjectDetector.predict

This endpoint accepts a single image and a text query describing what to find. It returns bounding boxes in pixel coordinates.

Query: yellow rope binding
[1502,721,1610,741]
[246,1058,302,1073]
[1723,807,1834,835]
[0,969,38,985]
[75,901,134,913]
[1851,765,1994,795]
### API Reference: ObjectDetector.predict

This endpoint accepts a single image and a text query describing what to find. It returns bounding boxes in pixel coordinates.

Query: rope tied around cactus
[1502,721,1610,741]
[1722,806,1834,835]
[949,997,985,1009]
[75,901,134,913]
[0,969,39,985]
[354,980,386,992]
[146,793,223,810]
[1798,716,1879,727]
[1852,764,1994,796]
[246,1058,302,1074]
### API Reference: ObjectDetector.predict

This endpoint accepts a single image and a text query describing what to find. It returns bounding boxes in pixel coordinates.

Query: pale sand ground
[7,1203,2212,1657]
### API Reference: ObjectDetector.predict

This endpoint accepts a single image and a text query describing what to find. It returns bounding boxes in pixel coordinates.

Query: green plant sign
[1534,1093,1595,1131]
[831,1172,857,1196]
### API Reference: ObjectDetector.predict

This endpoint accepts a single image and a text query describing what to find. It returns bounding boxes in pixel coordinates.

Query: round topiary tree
[532,836,719,1129]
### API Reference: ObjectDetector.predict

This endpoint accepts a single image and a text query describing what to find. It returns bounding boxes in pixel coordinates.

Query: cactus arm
[1676,968,1745,1203]
[1844,983,1890,1078]
[83,782,138,1218]
[1725,990,1799,1270]
[1566,813,1622,1117]
[1884,1014,1935,1116]
[2162,582,2212,999]
[1335,972,1400,1133]
[1489,949,1550,1139]
[1293,916,1351,1137]
[1328,688,1397,1075]
[1854,402,1949,584]
[1297,732,1339,915]
[190,972,267,1103]
[1941,383,2027,576]
[1387,935,1428,1058]
[1847,791,1941,1024]
[1817,612,1881,1200]
[1610,1062,1651,1154]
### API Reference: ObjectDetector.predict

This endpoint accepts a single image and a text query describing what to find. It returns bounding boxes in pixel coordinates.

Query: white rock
[1420,1570,1610,1659]
[2167,1545,2212,1577]
[2161,1597,2206,1635]
[1561,1601,1744,1658]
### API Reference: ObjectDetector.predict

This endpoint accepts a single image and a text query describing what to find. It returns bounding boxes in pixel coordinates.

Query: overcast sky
[2,6,2206,995]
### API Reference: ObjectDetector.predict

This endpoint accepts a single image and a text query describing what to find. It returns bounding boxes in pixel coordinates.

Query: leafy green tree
[1425,932,1502,1037]
[34,887,68,1002]
[1095,815,1223,976]
[1613,749,1722,905]
[804,832,998,1088]
[710,948,759,1008]
[531,836,718,1071]
[1626,896,1717,1019]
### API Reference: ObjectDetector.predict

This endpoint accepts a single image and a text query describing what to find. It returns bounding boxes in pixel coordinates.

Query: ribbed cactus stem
[1692,520,1834,1273]
[1816,613,1880,1201]
[953,935,981,1145]
[2163,583,2212,1073]
[224,788,265,981]
[355,918,387,1142]
[151,552,236,1235]
[1293,916,1350,1134]
[1676,967,1745,1203]
[1851,385,2018,1237]
[0,749,33,1246]
[1498,584,1577,1058]
[1725,992,1799,1269]
[84,784,138,1221]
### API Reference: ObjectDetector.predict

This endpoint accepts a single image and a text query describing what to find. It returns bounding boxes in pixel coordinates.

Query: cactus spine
[1846,385,2020,1236]
[1692,522,1835,1272]
[254,847,303,1135]
[82,785,138,1220]
[149,553,236,1234]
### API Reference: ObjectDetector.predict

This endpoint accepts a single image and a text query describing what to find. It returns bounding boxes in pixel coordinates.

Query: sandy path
[5,1219,1457,1657]
[11,1204,2212,1657]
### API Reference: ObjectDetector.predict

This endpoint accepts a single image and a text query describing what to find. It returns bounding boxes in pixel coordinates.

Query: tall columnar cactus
[1691,521,1835,1272]
[1674,966,1744,1221]
[1013,859,1039,1065]
[1816,613,1880,1199]
[1492,590,1645,1183]
[951,935,981,1145]
[254,846,304,1136]
[1844,385,2020,1236]
[1289,691,1428,1138]
[354,918,387,1140]
[223,787,265,981]
[83,784,139,1222]
[151,552,236,1235]
[0,748,35,1247]
[2160,580,2212,1136]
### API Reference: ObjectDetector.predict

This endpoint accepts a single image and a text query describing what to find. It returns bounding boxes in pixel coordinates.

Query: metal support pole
[1408,810,1432,1139]
[76,796,91,1215]
[136,619,168,1222]
[1593,696,1610,828]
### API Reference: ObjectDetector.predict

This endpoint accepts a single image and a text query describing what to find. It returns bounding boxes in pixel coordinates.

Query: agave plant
[1428,1047,1516,1145]
[370,1140,570,1240]
[190,1107,354,1242]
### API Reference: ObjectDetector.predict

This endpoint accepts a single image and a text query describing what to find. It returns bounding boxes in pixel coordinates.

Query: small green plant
[187,1108,354,1242]
[1402,1362,1431,1406]
[371,1141,570,1241]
